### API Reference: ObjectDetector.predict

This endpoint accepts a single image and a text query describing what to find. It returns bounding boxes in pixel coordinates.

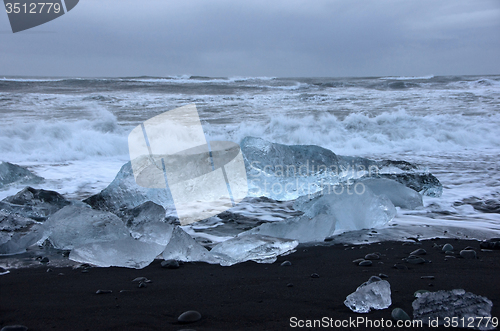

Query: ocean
[1,74,500,249]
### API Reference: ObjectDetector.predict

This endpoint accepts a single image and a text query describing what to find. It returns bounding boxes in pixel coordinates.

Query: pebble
[46,268,52,273]
[352,258,365,264]
[410,248,427,256]
[310,273,320,278]
[364,253,380,260]
[378,273,389,279]
[287,283,294,287]
[442,243,453,252]
[420,275,435,279]
[0,326,28,331]
[405,256,426,264]
[40,257,49,263]
[358,260,372,266]
[161,259,180,269]
[460,249,477,259]
[280,261,292,266]
[138,282,147,288]
[178,310,202,323]
[96,290,113,294]
[132,277,151,283]
[391,308,411,321]
[393,264,408,270]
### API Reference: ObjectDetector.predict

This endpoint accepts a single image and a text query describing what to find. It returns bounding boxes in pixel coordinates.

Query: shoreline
[1,238,499,330]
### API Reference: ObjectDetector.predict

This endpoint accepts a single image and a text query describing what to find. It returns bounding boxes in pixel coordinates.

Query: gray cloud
[0,0,499,77]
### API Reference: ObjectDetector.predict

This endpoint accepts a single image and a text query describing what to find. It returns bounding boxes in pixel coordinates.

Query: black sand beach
[1,238,498,331]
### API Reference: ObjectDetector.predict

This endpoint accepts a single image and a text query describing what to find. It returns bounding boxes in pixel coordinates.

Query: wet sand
[1,238,499,331]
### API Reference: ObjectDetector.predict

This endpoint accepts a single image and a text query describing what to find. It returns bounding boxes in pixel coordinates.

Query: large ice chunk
[379,173,443,197]
[344,276,392,313]
[359,178,423,209]
[0,187,71,221]
[69,237,165,269]
[162,226,219,264]
[83,161,175,214]
[412,289,494,330]
[241,136,341,200]
[0,162,44,189]
[247,186,396,243]
[210,234,298,266]
[0,211,45,255]
[46,205,129,250]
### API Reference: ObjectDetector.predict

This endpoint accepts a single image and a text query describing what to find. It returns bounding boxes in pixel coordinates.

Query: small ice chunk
[46,205,129,250]
[162,226,219,264]
[360,178,423,209]
[412,289,494,330]
[69,237,165,269]
[121,201,166,227]
[210,234,298,266]
[0,211,45,255]
[0,162,44,189]
[344,276,392,313]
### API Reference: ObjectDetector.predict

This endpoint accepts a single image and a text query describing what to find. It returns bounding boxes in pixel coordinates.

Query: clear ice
[210,234,298,266]
[0,211,45,255]
[247,185,396,242]
[161,226,219,264]
[359,178,423,209]
[344,276,392,313]
[69,237,166,269]
[46,205,129,250]
[0,162,44,189]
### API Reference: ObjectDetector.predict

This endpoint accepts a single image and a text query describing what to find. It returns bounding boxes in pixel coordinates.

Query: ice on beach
[121,201,167,227]
[46,205,129,250]
[0,187,72,222]
[241,136,341,200]
[0,162,44,189]
[412,289,494,330]
[247,186,395,243]
[0,211,45,255]
[210,234,298,266]
[69,237,166,269]
[344,276,392,313]
[82,161,175,213]
[162,226,219,264]
[359,178,423,209]
[379,173,443,197]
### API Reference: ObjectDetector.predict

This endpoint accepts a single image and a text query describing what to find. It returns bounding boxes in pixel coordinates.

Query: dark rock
[393,264,408,270]
[287,283,294,287]
[410,248,427,255]
[421,276,435,279]
[178,310,202,323]
[352,258,365,264]
[358,260,373,266]
[460,249,477,259]
[442,243,453,252]
[311,273,320,278]
[0,325,29,331]
[280,260,292,266]
[391,307,411,321]
[161,259,180,269]
[378,273,389,279]
[405,256,426,264]
[96,290,112,294]
[364,253,380,260]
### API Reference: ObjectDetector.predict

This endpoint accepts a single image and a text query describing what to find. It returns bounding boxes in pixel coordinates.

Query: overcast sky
[1,0,499,78]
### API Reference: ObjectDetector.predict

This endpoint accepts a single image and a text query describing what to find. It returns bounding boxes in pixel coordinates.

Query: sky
[0,0,499,78]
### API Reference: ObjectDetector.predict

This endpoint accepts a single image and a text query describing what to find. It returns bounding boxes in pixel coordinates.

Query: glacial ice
[46,205,129,250]
[358,178,423,209]
[0,187,71,221]
[69,237,166,269]
[0,162,44,189]
[0,211,45,255]
[161,226,219,264]
[412,289,494,330]
[379,173,443,197]
[344,276,392,313]
[83,161,175,213]
[210,234,298,266]
[246,185,396,243]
